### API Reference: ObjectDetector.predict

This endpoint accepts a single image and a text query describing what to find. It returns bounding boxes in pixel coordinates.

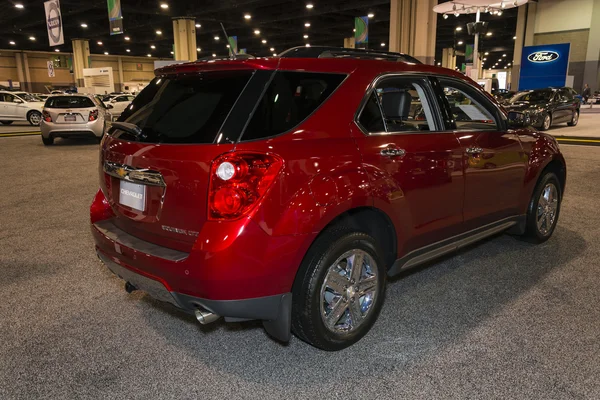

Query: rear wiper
[110,122,146,140]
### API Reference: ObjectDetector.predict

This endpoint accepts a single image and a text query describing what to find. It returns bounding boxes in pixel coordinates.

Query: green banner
[107,0,123,35]
[355,17,368,46]
[228,36,238,56]
[465,44,474,62]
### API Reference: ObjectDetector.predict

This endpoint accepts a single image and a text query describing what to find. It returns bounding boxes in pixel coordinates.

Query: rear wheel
[520,172,561,243]
[0,121,13,125]
[28,111,42,126]
[567,110,579,126]
[292,228,386,351]
[41,136,54,146]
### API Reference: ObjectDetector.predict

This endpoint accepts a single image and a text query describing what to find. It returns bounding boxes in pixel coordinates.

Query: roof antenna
[220,23,237,59]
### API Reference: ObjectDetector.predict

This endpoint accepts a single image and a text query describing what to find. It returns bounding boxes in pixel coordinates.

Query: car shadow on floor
[42,137,100,147]
[132,224,587,386]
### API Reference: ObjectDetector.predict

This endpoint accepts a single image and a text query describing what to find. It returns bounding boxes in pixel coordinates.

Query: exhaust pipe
[195,309,220,325]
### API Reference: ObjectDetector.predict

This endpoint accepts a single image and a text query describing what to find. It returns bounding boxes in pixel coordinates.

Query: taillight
[42,110,52,122]
[89,109,99,121]
[208,152,283,220]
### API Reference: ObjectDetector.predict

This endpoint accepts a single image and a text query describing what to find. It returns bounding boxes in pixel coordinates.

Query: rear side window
[45,96,95,108]
[241,72,346,141]
[116,71,252,144]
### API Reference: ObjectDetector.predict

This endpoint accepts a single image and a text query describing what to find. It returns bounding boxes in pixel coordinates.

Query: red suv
[90,47,566,350]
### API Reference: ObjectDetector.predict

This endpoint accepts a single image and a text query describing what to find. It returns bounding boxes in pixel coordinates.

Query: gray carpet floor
[1,136,599,399]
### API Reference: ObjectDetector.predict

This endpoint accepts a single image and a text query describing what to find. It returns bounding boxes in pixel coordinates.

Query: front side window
[439,80,498,131]
[242,71,346,141]
[358,93,385,133]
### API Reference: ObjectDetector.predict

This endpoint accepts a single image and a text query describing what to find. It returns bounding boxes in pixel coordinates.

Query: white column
[14,53,25,86]
[22,53,32,92]
[173,17,197,62]
[117,56,124,92]
[583,0,600,92]
[389,0,437,64]
[511,5,527,90]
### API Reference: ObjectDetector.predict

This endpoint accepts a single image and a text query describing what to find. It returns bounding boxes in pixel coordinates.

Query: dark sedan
[504,88,580,130]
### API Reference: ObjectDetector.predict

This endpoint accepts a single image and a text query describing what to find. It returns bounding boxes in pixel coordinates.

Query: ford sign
[527,51,560,63]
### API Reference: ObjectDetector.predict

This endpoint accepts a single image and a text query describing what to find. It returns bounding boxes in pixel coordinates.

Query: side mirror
[106,104,114,109]
[507,111,530,128]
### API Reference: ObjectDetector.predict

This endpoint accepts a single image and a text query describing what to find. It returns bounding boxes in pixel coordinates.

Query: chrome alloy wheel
[537,183,558,236]
[572,111,579,125]
[543,114,551,130]
[320,249,378,334]
[29,112,41,126]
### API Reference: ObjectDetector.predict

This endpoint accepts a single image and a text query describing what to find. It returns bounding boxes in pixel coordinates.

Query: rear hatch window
[45,96,95,108]
[114,71,252,144]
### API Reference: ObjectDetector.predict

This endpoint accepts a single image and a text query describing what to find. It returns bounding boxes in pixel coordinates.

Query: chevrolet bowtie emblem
[116,168,127,178]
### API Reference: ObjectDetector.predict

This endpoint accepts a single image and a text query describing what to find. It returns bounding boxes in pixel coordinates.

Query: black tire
[520,172,562,243]
[567,110,579,126]
[41,136,54,146]
[0,120,13,125]
[27,111,42,126]
[539,113,552,131]
[292,228,386,351]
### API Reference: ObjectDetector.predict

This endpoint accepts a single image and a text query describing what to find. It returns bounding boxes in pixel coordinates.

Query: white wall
[535,0,594,33]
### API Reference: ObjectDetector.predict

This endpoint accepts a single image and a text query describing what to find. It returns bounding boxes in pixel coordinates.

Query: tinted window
[376,78,436,132]
[116,71,252,144]
[358,93,385,132]
[241,72,346,141]
[45,96,95,108]
[560,89,573,101]
[439,79,497,131]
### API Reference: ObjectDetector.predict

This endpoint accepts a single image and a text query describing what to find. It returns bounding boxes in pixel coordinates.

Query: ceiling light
[498,58,502,61]
[262,39,267,44]
[151,45,156,49]
[147,54,151,57]
[458,41,463,45]
[254,30,260,35]
[97,41,103,45]
[368,13,374,18]
[126,49,131,52]
[104,51,109,55]
[498,11,503,16]
[507,63,511,66]
[9,41,15,45]
[15,3,24,9]
[270,47,274,51]
[503,54,507,57]
[214,36,219,40]
[443,13,448,19]
[197,47,201,52]
[353,28,356,32]
[273,53,277,56]
[486,32,492,36]
[305,43,310,47]
[212,53,216,57]
[29,36,35,41]
[244,14,251,19]
[303,34,308,39]
[81,23,88,28]
[160,3,168,9]
[55,49,60,52]
[456,27,462,31]
[437,62,441,66]
[454,11,460,17]
[484,52,489,55]
[170,51,174,54]
[195,23,201,28]
[305,22,311,27]
[156,30,162,35]
[380,43,385,47]
[483,58,487,61]
[306,3,314,9]
[124,36,130,41]
[513,36,517,40]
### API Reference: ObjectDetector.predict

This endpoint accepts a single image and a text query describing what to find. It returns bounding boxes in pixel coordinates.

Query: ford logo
[528,51,560,63]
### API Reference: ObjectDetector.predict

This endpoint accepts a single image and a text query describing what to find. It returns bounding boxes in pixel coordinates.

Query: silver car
[40,94,112,145]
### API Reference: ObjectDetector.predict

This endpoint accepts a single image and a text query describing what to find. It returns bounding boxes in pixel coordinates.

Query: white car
[106,94,135,117]
[0,91,45,125]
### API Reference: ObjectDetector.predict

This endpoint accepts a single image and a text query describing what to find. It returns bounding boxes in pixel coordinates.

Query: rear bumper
[41,119,104,138]
[97,250,292,341]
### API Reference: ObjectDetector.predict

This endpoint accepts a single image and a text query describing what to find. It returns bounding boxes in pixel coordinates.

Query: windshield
[17,93,40,102]
[510,90,554,103]
[114,71,252,144]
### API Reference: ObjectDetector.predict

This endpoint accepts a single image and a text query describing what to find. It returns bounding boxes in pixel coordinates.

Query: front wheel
[292,229,386,351]
[567,110,579,126]
[28,111,42,126]
[520,172,562,243]
[539,113,552,131]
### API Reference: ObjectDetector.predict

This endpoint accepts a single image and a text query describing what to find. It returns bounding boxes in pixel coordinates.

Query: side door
[556,88,576,122]
[0,94,9,119]
[3,94,21,120]
[353,75,465,255]
[12,95,29,120]
[434,77,527,231]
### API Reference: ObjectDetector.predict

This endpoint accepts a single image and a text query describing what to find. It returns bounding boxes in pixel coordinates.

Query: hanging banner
[465,44,474,62]
[239,48,247,54]
[47,61,55,78]
[44,0,64,46]
[228,36,238,56]
[107,0,124,35]
[354,17,368,46]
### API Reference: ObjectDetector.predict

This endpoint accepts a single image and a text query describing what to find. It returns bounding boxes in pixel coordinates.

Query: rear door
[435,77,527,231]
[100,69,272,252]
[353,75,465,254]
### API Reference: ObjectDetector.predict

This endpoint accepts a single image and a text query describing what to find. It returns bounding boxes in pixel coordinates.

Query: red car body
[91,48,566,347]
